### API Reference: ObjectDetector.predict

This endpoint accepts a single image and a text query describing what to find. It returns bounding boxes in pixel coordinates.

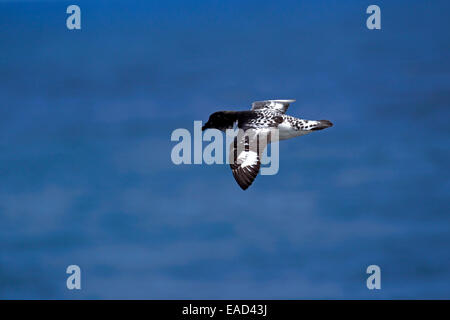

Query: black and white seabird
[202,99,333,190]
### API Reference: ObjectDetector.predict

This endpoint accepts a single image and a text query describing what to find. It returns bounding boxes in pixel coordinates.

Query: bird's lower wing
[229,129,270,190]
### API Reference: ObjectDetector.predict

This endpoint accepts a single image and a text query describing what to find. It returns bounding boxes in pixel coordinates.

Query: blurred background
[0,0,449,299]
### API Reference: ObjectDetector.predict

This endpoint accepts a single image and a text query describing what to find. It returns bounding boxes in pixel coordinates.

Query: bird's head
[202,111,237,131]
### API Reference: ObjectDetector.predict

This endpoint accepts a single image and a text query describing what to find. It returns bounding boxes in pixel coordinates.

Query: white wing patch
[240,150,258,168]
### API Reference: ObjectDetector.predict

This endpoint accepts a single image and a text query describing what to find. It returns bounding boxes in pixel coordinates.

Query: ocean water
[0,0,449,299]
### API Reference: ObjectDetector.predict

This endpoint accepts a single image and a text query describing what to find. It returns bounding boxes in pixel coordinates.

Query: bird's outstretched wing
[251,99,296,114]
[229,129,270,190]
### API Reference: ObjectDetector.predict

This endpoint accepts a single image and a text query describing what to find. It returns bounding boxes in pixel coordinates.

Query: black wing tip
[236,175,252,190]
[230,164,260,191]
[232,170,251,190]
[238,182,250,190]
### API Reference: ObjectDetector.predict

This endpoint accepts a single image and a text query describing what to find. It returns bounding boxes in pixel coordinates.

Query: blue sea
[0,0,449,299]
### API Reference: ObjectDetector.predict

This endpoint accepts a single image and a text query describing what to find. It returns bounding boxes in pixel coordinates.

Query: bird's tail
[307,120,333,131]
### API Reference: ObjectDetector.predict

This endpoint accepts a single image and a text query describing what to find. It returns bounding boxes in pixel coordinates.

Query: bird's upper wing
[229,129,270,190]
[251,99,296,114]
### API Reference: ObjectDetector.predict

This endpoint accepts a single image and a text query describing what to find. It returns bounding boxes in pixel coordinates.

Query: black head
[202,111,237,131]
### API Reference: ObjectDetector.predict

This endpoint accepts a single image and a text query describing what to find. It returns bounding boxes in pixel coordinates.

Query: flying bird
[202,99,333,190]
